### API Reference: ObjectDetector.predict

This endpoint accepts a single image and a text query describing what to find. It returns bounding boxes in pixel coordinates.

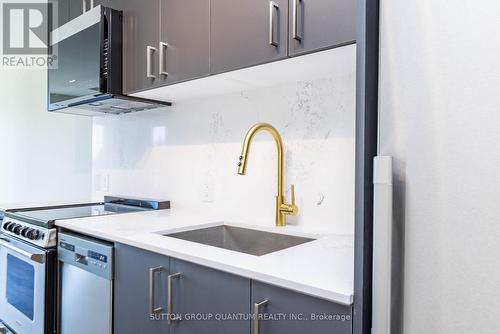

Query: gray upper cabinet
[251,281,352,334]
[288,0,356,56]
[54,0,70,28]
[68,0,84,22]
[57,0,356,94]
[169,259,251,334]
[61,0,121,24]
[93,0,121,9]
[158,0,210,85]
[55,0,121,28]
[114,243,171,334]
[55,0,86,27]
[210,0,289,74]
[121,0,160,94]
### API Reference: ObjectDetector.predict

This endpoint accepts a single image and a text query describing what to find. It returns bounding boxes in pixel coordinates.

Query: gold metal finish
[237,123,298,227]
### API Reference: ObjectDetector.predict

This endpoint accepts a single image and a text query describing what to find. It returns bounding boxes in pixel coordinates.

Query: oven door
[0,235,50,334]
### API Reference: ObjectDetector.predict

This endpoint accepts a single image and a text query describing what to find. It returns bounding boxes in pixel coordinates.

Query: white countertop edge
[56,221,354,306]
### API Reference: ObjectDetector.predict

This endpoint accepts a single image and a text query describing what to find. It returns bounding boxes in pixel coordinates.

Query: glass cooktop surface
[11,203,147,224]
[14,205,115,222]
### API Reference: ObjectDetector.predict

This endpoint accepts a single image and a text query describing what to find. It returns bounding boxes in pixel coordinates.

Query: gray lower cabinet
[113,244,352,334]
[114,243,171,334]
[288,0,356,56]
[158,0,210,85]
[251,281,352,334]
[169,258,251,334]
[121,0,160,94]
[210,0,289,74]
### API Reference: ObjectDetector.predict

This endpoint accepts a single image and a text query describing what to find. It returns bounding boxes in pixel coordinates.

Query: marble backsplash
[92,46,356,234]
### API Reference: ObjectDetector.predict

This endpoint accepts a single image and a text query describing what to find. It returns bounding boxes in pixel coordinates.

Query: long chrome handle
[167,272,181,324]
[149,266,166,314]
[254,300,268,334]
[146,46,157,79]
[0,239,45,264]
[292,0,302,41]
[159,42,169,76]
[269,2,279,47]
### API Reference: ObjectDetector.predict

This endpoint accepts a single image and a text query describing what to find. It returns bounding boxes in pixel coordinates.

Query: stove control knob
[13,224,23,235]
[21,227,31,238]
[28,229,40,240]
[24,228,34,239]
[2,221,12,230]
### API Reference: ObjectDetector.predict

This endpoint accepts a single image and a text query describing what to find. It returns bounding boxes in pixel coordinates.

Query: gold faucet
[237,123,298,227]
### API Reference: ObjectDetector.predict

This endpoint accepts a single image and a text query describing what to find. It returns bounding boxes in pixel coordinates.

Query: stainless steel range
[0,196,169,334]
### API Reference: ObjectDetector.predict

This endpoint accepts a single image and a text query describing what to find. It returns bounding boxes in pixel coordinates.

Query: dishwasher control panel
[58,232,114,280]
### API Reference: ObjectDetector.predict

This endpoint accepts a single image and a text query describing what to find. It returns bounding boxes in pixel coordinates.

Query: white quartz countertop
[55,209,354,305]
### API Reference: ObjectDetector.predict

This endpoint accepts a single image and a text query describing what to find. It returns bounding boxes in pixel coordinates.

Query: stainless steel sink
[164,225,315,256]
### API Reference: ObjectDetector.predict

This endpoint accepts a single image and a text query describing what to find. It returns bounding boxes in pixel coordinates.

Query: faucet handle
[291,184,298,215]
[281,184,299,216]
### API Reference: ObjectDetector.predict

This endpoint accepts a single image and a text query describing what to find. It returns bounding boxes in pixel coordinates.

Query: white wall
[379,1,500,333]
[0,69,92,204]
[92,46,357,234]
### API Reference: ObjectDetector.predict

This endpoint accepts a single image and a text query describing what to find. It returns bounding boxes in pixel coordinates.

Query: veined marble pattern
[92,47,356,234]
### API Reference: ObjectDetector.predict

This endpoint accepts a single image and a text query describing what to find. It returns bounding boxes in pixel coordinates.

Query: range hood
[48,5,171,116]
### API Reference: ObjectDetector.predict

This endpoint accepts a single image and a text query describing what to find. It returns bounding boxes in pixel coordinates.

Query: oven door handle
[0,238,46,264]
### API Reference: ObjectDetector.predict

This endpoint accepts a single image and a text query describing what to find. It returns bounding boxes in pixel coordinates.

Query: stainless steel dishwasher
[57,232,113,334]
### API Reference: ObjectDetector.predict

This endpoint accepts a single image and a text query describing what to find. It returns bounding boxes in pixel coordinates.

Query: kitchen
[2,0,499,334]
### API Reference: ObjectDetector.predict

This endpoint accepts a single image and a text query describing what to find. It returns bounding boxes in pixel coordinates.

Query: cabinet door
[54,0,70,28]
[121,0,160,93]
[68,0,83,21]
[94,0,121,10]
[210,0,288,74]
[288,0,356,56]
[68,0,105,20]
[251,281,352,334]
[114,244,170,334]
[158,0,210,85]
[60,0,121,27]
[170,259,251,334]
